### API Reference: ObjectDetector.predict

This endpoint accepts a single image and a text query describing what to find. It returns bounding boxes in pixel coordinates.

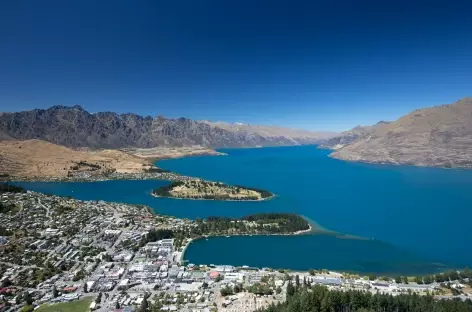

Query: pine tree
[287,281,295,297]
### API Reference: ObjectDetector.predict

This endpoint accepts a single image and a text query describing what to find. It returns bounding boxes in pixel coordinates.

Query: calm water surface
[14,146,472,274]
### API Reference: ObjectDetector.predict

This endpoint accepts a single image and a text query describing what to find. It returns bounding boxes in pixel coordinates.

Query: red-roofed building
[62,286,77,293]
[209,271,221,279]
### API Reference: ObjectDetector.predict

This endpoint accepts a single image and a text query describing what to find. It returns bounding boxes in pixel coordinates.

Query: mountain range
[325,97,472,168]
[0,105,334,149]
[3,98,472,169]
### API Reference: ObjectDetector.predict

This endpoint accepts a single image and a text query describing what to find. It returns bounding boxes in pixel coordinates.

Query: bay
[13,146,472,274]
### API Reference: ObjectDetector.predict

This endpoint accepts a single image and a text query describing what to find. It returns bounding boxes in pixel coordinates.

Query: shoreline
[179,223,313,263]
[145,151,228,163]
[150,192,275,202]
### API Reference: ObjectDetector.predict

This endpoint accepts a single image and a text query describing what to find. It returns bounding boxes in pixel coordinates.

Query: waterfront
[183,235,446,275]
[13,145,472,274]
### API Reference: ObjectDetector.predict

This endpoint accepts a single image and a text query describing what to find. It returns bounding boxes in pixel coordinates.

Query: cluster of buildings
[306,275,440,295]
[0,189,470,312]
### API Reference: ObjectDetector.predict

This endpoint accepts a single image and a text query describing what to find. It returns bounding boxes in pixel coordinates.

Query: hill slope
[320,121,391,150]
[330,97,472,168]
[0,139,153,178]
[0,105,330,149]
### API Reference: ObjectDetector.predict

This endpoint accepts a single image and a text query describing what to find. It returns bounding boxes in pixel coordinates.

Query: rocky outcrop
[0,105,330,149]
[330,97,472,168]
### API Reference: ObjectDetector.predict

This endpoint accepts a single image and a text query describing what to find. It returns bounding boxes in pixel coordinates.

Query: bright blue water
[14,146,472,274]
[184,236,445,275]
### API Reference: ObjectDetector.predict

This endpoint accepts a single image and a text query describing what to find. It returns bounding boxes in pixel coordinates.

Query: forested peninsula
[128,213,311,249]
[152,180,273,201]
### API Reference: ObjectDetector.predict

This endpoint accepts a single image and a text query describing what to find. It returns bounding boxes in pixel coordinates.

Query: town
[0,186,471,312]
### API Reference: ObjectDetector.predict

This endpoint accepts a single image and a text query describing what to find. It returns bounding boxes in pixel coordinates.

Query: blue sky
[1,0,471,132]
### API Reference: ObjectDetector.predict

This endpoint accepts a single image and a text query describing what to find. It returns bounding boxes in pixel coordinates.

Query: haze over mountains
[325,97,472,168]
[0,105,332,149]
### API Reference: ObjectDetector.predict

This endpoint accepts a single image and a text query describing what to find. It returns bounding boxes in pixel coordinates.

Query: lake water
[14,146,472,274]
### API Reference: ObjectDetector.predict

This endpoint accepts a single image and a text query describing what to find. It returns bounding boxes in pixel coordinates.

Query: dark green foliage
[196,213,309,235]
[146,167,170,173]
[248,283,273,295]
[287,281,295,297]
[72,269,86,281]
[24,292,33,305]
[152,181,185,197]
[412,269,471,285]
[220,285,234,296]
[0,225,12,236]
[0,183,26,193]
[257,285,472,312]
[95,292,102,304]
[76,161,101,169]
[147,229,173,241]
[234,284,243,293]
[139,294,149,312]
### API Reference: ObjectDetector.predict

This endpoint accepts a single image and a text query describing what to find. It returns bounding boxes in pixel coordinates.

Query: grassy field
[35,297,93,312]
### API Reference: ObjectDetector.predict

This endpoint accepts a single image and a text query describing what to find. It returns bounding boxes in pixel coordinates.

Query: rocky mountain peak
[0,105,329,149]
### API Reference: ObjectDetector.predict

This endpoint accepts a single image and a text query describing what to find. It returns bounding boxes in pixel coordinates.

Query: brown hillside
[0,139,152,178]
[330,97,472,168]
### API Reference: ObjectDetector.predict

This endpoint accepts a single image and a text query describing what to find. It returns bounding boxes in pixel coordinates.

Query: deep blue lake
[13,146,472,274]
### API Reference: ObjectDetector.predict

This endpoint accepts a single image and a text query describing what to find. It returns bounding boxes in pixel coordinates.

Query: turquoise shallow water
[13,146,472,274]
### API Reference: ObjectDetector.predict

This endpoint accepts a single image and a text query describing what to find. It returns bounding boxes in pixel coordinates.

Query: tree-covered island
[152,180,273,201]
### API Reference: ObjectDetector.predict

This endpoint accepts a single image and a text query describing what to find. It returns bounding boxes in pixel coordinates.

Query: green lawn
[35,297,93,312]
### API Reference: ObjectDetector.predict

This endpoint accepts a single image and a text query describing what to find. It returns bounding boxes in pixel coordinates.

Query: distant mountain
[320,121,391,149]
[200,120,337,145]
[330,97,472,168]
[0,105,333,149]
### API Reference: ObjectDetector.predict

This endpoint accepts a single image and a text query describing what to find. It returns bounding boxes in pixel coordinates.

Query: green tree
[220,285,234,297]
[287,281,295,297]
[24,292,33,305]
[139,295,149,312]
